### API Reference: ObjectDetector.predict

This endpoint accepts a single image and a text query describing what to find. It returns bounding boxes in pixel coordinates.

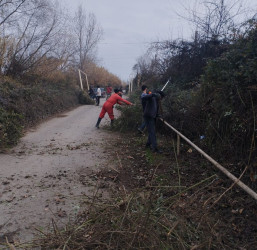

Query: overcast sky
[61,0,257,82]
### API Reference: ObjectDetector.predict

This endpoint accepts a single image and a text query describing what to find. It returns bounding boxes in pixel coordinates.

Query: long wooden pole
[79,69,89,91]
[78,70,83,90]
[161,119,257,201]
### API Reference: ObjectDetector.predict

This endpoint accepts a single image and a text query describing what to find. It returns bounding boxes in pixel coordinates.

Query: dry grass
[4,132,257,249]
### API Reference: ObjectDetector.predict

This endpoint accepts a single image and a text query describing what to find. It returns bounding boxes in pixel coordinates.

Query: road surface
[0,104,116,243]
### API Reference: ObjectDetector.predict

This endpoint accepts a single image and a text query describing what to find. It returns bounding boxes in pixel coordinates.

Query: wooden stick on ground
[161,118,257,201]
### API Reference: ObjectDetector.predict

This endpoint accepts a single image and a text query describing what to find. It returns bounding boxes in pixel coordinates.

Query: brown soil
[95,131,257,249]
[2,113,257,249]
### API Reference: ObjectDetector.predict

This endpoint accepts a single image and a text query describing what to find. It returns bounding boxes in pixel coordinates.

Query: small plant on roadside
[145,149,154,164]
[0,108,23,148]
[76,89,95,105]
[113,104,142,132]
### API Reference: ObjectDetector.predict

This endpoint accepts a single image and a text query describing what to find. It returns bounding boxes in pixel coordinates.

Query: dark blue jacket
[141,92,147,112]
[141,93,160,118]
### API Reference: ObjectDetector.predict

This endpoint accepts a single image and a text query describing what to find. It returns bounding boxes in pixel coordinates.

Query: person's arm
[117,100,124,105]
[116,95,132,105]
[141,93,156,101]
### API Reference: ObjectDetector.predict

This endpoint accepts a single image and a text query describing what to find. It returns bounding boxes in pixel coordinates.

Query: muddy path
[0,104,116,243]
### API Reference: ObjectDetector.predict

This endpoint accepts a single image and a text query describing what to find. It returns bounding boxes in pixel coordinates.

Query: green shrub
[76,90,95,105]
[114,104,142,131]
[0,108,23,148]
[114,91,143,131]
[197,23,257,162]
[0,77,93,149]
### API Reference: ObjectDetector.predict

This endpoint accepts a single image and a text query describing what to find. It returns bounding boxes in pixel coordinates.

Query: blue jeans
[144,117,157,149]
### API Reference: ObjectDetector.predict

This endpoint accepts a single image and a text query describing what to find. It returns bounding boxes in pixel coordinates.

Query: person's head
[142,85,148,92]
[114,88,120,94]
[97,85,100,88]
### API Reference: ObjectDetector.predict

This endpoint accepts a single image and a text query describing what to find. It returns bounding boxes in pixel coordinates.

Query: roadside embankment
[0,77,93,149]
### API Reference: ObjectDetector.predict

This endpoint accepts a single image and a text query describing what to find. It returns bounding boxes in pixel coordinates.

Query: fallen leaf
[239,208,244,214]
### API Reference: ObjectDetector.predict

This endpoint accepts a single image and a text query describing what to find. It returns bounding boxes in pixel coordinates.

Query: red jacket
[106,93,132,106]
[107,86,112,94]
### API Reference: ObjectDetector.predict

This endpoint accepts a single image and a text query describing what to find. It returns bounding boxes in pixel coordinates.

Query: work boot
[110,119,114,127]
[145,143,151,149]
[95,118,102,128]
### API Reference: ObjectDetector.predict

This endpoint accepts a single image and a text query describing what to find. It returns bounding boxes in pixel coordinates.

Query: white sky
[61,0,257,81]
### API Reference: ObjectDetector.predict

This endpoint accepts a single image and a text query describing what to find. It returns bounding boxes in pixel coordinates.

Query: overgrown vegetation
[1,0,257,248]
[122,1,257,185]
[0,0,124,149]
[12,133,257,249]
[0,77,83,148]
[0,107,23,147]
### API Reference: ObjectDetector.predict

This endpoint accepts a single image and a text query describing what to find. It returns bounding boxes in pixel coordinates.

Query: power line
[99,41,161,45]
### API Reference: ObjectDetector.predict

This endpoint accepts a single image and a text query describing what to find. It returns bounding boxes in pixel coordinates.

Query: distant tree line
[0,0,122,86]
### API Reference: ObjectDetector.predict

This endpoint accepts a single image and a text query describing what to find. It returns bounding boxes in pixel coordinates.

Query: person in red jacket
[95,88,133,128]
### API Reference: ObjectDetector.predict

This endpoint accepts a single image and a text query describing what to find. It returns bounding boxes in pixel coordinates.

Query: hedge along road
[0,103,117,243]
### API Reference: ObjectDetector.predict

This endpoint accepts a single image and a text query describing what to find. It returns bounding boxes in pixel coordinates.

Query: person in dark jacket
[141,90,165,153]
[137,85,148,134]
[89,86,95,99]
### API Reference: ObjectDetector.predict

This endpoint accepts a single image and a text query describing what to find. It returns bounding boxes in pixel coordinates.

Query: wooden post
[78,70,83,90]
[85,73,89,91]
[79,69,89,91]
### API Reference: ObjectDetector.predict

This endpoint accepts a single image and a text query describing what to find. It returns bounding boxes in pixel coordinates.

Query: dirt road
[0,104,115,243]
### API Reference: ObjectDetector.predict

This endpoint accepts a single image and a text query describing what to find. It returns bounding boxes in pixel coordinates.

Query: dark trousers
[144,116,157,149]
[96,96,101,106]
[139,118,146,131]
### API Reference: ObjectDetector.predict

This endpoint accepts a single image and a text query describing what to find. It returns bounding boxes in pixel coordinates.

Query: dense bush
[77,89,95,105]
[114,91,143,132]
[0,77,93,148]
[120,20,257,181]
[197,23,257,163]
[0,108,23,148]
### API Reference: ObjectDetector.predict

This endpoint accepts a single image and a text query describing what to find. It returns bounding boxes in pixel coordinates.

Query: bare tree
[0,0,27,27]
[1,0,69,76]
[73,5,103,71]
[181,0,252,40]
[0,1,103,77]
